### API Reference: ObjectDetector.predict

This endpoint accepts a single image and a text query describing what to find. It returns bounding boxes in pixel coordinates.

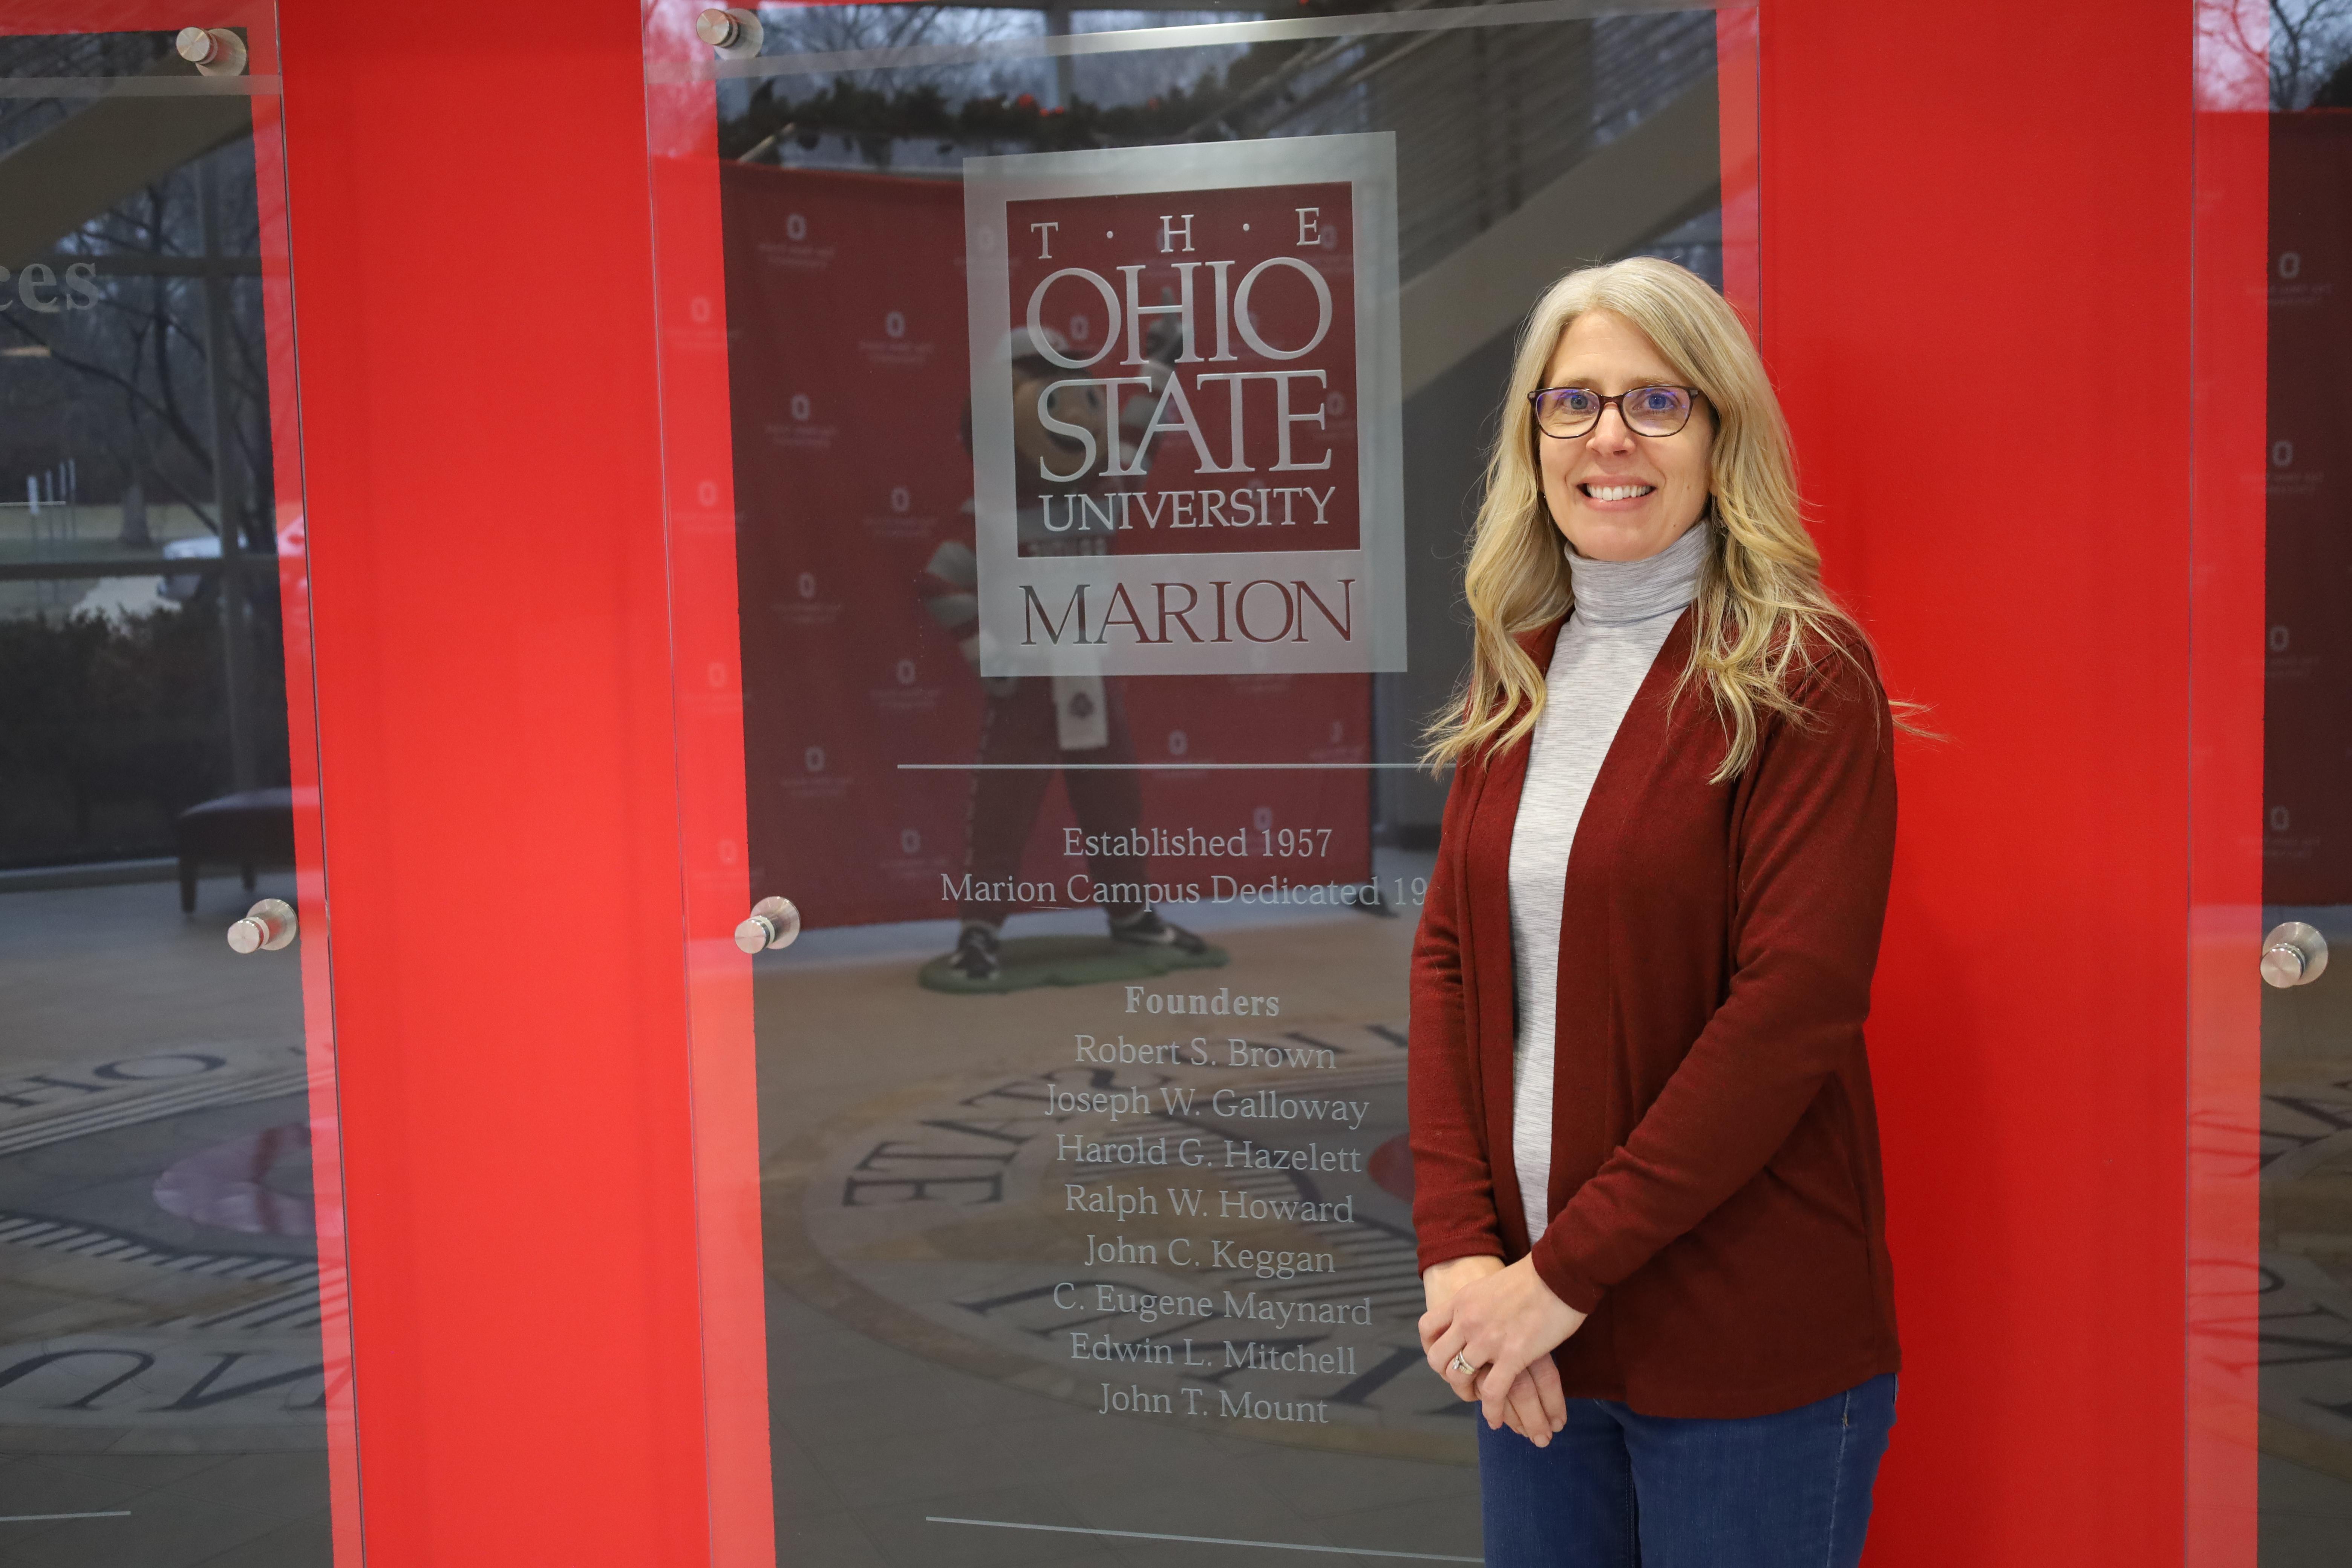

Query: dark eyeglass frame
[1527,383,1706,439]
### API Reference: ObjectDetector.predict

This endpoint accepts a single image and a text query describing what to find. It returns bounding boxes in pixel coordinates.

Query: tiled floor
[0,874,331,1566]
[11,876,2352,1564]
[2256,905,2352,1536]
[2262,1453,2352,1568]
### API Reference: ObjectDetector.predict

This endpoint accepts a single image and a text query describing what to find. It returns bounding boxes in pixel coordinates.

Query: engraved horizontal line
[0,1510,132,1523]
[897,762,1419,771]
[925,1516,1482,1562]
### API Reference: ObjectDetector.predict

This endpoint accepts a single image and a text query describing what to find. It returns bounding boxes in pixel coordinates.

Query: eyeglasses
[1527,384,1703,440]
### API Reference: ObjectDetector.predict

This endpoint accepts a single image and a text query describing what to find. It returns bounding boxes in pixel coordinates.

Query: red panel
[1761,3,2195,1562]
[2,2,357,1554]
[249,81,367,1568]
[2186,23,2269,1564]
[275,3,710,1565]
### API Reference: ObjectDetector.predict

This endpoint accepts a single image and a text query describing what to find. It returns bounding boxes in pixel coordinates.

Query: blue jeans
[1476,1373,1897,1568]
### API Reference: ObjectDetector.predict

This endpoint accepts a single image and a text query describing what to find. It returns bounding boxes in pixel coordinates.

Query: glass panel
[2190,5,2352,1563]
[2254,62,2352,1567]
[647,5,1752,1561]
[0,19,355,1567]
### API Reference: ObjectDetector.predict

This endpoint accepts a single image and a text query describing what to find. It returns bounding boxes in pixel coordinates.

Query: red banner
[720,164,1373,929]
[2267,113,2352,906]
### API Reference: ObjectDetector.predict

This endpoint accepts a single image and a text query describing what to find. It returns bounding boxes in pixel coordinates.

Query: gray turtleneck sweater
[1510,522,1708,1245]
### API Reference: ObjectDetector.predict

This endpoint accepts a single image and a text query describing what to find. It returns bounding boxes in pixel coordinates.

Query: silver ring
[1449,1353,1475,1377]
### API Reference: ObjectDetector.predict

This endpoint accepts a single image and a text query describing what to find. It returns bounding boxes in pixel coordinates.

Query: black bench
[175,788,296,913]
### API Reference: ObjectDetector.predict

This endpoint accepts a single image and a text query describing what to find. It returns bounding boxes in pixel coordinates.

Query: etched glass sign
[965,136,1406,675]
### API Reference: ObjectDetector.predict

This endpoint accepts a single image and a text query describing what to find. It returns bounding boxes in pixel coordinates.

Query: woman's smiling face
[1537,309,1715,562]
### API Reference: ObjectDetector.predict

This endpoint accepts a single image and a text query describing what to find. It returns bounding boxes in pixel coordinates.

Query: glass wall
[2192,4,2352,1564]
[0,17,353,1566]
[645,4,1752,1561]
[2251,49,2352,1568]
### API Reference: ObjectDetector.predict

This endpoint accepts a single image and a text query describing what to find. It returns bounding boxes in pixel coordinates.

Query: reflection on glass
[2260,34,2352,1560]
[657,4,1744,1562]
[0,29,335,1567]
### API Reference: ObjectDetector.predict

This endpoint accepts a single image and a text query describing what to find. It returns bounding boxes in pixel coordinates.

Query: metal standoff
[176,27,248,77]
[226,898,297,955]
[694,8,764,58]
[2262,921,2330,989]
[734,896,801,954]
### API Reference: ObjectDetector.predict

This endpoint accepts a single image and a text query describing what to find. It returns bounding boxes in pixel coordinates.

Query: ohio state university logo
[964,135,1406,677]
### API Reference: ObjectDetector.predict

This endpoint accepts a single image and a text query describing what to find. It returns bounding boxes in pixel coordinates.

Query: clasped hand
[1418,1255,1587,1447]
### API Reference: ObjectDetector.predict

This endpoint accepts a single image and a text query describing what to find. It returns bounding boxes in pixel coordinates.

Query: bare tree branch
[0,310,220,532]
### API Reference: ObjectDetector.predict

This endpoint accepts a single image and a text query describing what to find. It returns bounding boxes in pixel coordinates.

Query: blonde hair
[1423,257,1876,781]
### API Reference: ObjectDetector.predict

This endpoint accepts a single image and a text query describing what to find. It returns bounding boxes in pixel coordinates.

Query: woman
[1409,257,1901,1567]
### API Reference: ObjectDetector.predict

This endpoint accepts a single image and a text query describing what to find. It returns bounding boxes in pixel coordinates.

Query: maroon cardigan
[1408,611,1900,1418]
